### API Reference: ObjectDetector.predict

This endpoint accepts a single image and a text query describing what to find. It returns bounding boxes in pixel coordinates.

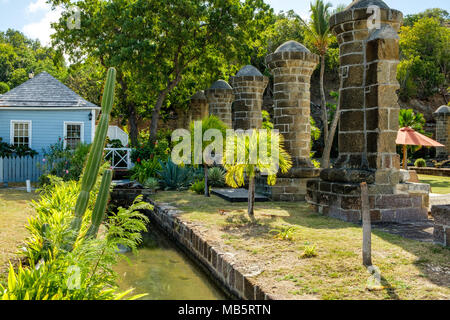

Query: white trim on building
[63,121,85,149]
[10,120,32,148]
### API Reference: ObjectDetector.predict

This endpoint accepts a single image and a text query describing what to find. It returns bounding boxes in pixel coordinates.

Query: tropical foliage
[398,17,449,100]
[38,141,92,184]
[224,129,292,218]
[0,70,150,300]
[0,138,38,158]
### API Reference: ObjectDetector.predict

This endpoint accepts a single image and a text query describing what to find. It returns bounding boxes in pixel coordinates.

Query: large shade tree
[49,0,273,145]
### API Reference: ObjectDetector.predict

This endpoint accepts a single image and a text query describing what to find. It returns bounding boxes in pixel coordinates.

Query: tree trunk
[149,74,183,141]
[361,182,372,267]
[149,92,167,142]
[320,54,328,145]
[321,92,341,168]
[204,164,210,197]
[128,103,139,147]
[248,176,255,220]
[117,73,139,146]
[403,145,407,170]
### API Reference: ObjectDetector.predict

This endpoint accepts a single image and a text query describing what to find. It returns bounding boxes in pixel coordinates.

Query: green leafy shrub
[38,141,91,183]
[106,138,124,148]
[143,177,160,190]
[208,167,226,187]
[414,158,427,167]
[0,82,10,94]
[130,158,161,184]
[0,138,38,157]
[157,159,193,190]
[131,131,172,163]
[300,244,318,258]
[270,226,297,241]
[190,179,206,195]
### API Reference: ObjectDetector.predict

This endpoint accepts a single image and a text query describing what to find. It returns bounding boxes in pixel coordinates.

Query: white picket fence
[0,148,134,185]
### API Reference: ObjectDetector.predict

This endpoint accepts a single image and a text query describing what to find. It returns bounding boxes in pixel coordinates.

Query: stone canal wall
[145,199,273,300]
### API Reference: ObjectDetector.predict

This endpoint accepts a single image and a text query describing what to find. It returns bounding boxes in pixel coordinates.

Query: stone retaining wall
[431,205,450,247]
[409,167,450,177]
[146,199,273,300]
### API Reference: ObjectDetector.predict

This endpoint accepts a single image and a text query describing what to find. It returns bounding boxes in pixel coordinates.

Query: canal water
[114,226,227,300]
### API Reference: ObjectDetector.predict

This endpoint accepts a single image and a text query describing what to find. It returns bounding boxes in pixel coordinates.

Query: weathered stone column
[434,105,450,159]
[190,90,209,121]
[258,41,319,201]
[306,0,428,223]
[205,80,233,128]
[266,40,319,168]
[230,65,268,130]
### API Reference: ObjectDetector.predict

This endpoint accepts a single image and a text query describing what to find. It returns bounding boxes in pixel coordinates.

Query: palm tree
[189,116,228,197]
[223,130,292,219]
[398,109,427,168]
[301,1,333,155]
[399,109,426,133]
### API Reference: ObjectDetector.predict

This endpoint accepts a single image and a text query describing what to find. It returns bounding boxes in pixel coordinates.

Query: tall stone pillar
[190,90,209,121]
[205,80,233,128]
[258,41,319,201]
[230,65,268,130]
[434,105,450,159]
[306,0,429,222]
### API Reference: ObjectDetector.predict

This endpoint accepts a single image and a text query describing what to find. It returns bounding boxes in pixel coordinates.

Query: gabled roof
[0,72,100,109]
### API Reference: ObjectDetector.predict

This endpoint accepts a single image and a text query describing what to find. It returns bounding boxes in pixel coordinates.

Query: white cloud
[23,2,62,46]
[27,0,49,13]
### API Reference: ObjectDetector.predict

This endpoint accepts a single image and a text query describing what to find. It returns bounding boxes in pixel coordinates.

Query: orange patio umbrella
[396,127,444,170]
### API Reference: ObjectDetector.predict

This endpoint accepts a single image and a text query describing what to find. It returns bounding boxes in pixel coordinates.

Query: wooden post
[204,164,210,197]
[248,176,255,219]
[361,182,372,267]
[402,145,407,170]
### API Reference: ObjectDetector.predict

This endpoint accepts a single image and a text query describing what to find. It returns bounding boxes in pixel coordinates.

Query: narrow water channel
[114,225,227,300]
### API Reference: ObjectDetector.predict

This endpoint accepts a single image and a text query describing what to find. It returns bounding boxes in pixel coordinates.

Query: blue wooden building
[0,72,100,153]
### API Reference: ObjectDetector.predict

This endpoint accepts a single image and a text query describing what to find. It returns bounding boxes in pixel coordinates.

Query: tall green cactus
[85,169,113,239]
[67,67,117,247]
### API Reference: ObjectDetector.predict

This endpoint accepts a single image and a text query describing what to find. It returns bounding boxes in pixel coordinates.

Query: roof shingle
[0,72,99,109]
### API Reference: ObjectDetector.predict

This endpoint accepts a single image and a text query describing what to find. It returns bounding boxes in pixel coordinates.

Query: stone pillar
[258,41,319,201]
[190,90,209,121]
[205,80,233,128]
[434,105,450,159]
[266,40,319,168]
[306,0,428,223]
[230,65,268,130]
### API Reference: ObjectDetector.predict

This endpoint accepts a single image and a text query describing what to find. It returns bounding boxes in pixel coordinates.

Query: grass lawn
[0,189,38,280]
[418,175,450,194]
[152,191,450,300]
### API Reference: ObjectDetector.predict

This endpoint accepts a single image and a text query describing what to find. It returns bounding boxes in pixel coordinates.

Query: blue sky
[0,0,449,46]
